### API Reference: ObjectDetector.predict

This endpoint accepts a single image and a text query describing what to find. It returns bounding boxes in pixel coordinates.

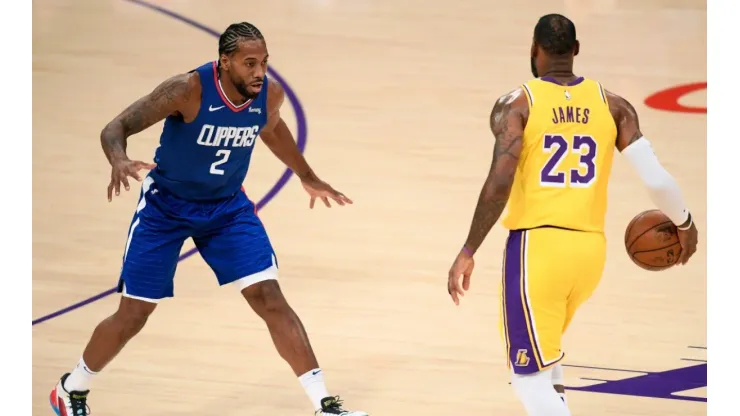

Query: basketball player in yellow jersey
[446,14,699,416]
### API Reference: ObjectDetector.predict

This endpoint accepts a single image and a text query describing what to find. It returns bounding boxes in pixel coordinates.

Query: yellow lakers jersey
[502,77,618,233]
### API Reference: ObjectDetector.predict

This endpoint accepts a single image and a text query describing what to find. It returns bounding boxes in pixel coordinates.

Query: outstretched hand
[301,177,353,208]
[108,159,156,201]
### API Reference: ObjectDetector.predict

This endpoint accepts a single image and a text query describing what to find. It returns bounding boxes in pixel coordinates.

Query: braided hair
[218,22,265,57]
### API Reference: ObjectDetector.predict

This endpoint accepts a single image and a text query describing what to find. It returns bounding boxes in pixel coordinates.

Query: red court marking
[644,82,706,114]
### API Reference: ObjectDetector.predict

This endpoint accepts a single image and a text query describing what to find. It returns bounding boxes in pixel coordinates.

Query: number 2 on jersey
[540,134,597,187]
[210,150,231,175]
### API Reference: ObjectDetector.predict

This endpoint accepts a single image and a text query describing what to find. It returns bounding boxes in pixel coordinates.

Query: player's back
[149,61,269,201]
[503,77,617,233]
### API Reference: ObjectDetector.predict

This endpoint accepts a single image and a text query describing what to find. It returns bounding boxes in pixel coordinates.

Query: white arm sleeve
[621,137,690,226]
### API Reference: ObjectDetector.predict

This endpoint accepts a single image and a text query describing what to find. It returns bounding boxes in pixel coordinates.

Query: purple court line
[563,363,646,374]
[580,377,609,382]
[32,0,308,327]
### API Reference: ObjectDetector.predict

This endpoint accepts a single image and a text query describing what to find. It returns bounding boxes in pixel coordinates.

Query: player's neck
[539,61,577,84]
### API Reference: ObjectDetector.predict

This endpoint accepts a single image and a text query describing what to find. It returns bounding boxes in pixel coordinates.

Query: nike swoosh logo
[209,105,225,112]
[312,370,321,375]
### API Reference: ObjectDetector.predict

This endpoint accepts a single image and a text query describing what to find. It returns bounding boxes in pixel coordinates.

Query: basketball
[624,209,682,271]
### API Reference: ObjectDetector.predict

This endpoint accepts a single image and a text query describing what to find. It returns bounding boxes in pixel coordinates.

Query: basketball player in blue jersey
[49,23,367,416]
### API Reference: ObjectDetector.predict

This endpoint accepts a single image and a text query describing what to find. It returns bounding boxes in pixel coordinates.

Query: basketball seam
[631,242,682,256]
[627,220,674,251]
[624,210,652,243]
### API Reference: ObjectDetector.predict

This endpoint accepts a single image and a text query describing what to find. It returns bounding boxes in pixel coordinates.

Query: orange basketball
[624,209,682,271]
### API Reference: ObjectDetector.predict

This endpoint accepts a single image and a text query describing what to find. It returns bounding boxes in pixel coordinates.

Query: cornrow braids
[218,22,265,56]
[534,14,577,56]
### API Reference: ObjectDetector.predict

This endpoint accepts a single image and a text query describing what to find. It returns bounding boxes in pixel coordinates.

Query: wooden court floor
[32,0,707,414]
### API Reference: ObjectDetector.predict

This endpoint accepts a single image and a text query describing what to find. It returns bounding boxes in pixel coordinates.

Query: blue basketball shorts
[116,176,278,303]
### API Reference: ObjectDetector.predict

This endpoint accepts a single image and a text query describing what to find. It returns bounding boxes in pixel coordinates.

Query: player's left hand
[676,220,699,266]
[448,249,475,306]
[300,177,353,209]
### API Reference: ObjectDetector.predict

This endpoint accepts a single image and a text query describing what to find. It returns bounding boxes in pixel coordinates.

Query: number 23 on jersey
[540,133,597,188]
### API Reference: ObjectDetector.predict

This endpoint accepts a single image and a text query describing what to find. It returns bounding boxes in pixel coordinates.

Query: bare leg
[242,280,319,375]
[83,296,156,370]
[63,296,157,392]
[241,280,342,412]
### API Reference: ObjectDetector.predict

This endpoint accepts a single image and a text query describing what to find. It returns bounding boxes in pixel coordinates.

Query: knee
[242,280,289,317]
[113,297,156,335]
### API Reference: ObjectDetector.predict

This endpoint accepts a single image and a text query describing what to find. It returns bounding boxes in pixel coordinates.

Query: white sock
[551,364,568,406]
[511,369,571,416]
[298,368,330,411]
[63,357,98,392]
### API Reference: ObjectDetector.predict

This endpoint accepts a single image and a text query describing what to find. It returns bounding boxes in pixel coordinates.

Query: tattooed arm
[606,90,697,264]
[447,88,528,305]
[100,72,199,163]
[462,89,528,254]
[100,72,200,200]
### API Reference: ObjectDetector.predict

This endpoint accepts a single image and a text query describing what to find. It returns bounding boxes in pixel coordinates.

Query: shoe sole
[49,388,61,416]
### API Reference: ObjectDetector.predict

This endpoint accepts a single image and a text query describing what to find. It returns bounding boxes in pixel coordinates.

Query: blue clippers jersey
[149,61,269,201]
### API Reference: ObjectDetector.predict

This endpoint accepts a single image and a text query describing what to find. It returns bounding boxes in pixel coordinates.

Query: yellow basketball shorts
[499,227,606,375]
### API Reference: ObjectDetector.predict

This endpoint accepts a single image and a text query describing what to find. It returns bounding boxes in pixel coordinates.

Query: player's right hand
[108,158,156,202]
[447,249,475,306]
[676,220,698,266]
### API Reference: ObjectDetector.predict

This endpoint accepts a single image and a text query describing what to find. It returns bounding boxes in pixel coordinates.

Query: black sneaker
[315,396,368,415]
